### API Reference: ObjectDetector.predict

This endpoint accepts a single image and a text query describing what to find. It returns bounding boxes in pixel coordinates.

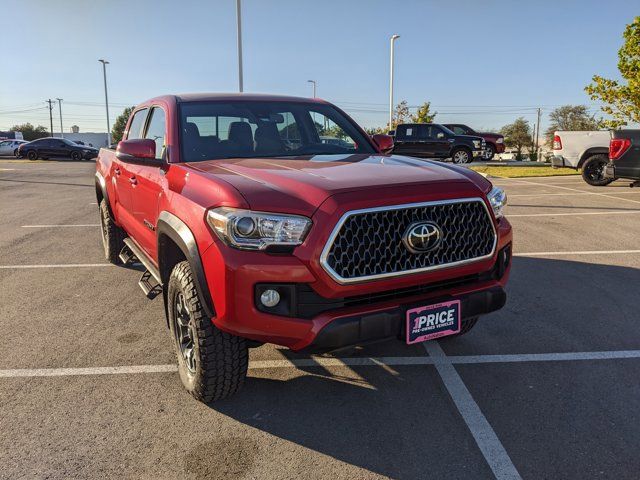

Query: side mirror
[116,139,159,164]
[371,134,394,154]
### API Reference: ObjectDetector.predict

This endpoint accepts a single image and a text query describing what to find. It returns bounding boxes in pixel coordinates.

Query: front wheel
[581,154,613,186]
[168,261,248,403]
[451,148,472,164]
[13,149,19,157]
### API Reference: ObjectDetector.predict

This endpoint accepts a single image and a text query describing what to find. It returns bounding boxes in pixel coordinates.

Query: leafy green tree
[585,16,640,127]
[10,123,49,141]
[111,106,135,143]
[389,100,410,129]
[500,117,532,161]
[365,126,386,135]
[410,102,437,123]
[544,105,599,146]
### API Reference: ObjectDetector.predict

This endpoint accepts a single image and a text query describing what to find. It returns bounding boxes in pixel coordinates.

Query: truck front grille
[320,198,496,284]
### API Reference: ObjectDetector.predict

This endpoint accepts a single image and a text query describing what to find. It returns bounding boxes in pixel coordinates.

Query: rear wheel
[452,147,472,164]
[99,199,125,264]
[168,261,248,403]
[27,150,38,160]
[581,154,613,186]
[482,144,496,161]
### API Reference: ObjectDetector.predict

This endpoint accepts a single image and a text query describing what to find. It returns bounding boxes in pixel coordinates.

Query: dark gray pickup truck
[605,130,640,186]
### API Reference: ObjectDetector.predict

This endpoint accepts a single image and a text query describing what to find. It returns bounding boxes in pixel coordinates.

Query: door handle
[114,167,121,175]
[129,176,137,185]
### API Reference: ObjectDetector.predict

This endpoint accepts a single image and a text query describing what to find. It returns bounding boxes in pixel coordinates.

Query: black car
[604,129,640,186]
[17,138,99,161]
[392,123,485,164]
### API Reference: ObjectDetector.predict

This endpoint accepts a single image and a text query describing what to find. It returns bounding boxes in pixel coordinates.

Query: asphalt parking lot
[1,159,639,480]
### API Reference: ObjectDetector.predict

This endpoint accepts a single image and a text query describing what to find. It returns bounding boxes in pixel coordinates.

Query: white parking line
[506,179,640,205]
[508,210,640,217]
[22,224,99,228]
[424,342,522,480]
[0,263,114,269]
[509,191,640,198]
[3,349,639,377]
[515,249,640,257]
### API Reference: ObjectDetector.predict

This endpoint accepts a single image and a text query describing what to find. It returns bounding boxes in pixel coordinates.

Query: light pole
[56,98,64,138]
[98,59,111,146]
[236,0,243,92]
[389,34,400,130]
[307,80,317,98]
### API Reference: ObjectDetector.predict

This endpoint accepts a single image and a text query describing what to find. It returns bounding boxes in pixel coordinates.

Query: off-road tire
[99,199,125,264]
[71,151,82,161]
[27,150,38,160]
[581,154,613,186]
[168,261,248,403]
[451,147,472,164]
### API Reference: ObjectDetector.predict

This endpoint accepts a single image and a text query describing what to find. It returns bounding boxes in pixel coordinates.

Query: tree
[111,106,135,143]
[10,123,49,141]
[544,105,599,146]
[389,100,410,130]
[410,101,437,123]
[585,16,640,128]
[500,117,532,160]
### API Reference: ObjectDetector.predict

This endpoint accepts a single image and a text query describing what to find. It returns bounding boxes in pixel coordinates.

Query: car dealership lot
[1,160,639,480]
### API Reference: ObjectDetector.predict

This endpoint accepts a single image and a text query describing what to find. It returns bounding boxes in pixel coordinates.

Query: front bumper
[473,149,484,158]
[201,214,513,352]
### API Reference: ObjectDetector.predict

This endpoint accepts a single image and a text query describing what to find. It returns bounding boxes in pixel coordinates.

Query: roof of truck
[174,93,329,104]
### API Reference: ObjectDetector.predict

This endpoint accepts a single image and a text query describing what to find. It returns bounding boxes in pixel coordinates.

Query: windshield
[179,101,375,162]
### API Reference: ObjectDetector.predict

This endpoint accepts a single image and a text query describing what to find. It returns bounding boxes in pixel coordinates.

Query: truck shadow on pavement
[206,257,640,479]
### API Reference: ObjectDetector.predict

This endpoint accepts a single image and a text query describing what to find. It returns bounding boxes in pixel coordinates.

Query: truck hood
[185,154,489,216]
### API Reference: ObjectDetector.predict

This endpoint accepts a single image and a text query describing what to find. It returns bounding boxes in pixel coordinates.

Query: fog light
[260,289,280,307]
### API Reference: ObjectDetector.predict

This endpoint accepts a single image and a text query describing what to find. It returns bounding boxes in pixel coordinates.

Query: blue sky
[0,0,634,133]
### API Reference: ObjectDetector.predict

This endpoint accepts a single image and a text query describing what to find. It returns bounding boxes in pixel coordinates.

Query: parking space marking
[508,210,640,217]
[509,191,640,198]
[515,249,640,257]
[5,349,640,378]
[0,263,114,269]
[424,342,522,480]
[21,224,100,228]
[506,179,640,206]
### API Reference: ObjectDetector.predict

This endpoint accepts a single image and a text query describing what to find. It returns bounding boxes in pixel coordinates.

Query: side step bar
[120,238,162,300]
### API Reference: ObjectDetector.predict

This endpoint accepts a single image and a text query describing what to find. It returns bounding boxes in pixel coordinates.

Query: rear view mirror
[116,139,160,164]
[371,134,394,154]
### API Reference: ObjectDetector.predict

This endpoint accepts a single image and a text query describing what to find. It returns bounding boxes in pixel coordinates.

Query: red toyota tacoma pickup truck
[95,93,512,403]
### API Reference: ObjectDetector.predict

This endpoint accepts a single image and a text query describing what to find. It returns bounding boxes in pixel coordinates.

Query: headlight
[496,138,504,144]
[207,207,312,250]
[488,186,507,219]
[473,140,481,148]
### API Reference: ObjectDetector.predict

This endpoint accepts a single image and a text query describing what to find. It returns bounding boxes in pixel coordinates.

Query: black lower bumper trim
[298,286,506,354]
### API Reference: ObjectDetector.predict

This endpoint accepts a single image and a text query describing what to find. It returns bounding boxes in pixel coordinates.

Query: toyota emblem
[402,222,443,253]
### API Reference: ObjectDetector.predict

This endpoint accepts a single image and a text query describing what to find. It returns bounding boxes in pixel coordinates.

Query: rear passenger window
[144,108,166,159]
[126,109,148,140]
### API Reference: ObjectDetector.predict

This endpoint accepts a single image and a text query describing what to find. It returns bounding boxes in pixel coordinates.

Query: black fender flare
[156,211,215,320]
[95,172,114,218]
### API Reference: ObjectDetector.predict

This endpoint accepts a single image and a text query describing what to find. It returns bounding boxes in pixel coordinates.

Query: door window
[126,109,148,140]
[144,108,167,159]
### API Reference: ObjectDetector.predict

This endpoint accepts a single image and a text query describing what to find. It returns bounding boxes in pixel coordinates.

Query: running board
[121,238,163,300]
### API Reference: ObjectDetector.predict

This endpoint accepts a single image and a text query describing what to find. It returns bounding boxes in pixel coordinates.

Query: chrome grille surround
[319,198,497,284]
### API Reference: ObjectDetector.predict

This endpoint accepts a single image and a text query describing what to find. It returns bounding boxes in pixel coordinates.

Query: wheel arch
[94,172,113,218]
[156,211,215,323]
[578,148,609,168]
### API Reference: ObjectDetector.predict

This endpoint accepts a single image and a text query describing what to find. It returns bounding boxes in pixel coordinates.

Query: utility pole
[56,98,64,138]
[98,59,111,145]
[307,80,317,98]
[46,99,54,137]
[236,0,243,92]
[535,107,541,157]
[388,34,400,130]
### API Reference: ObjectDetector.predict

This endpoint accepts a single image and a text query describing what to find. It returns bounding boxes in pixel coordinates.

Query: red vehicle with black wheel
[96,93,512,403]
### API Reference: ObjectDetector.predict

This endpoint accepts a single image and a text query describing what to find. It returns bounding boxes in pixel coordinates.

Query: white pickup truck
[552,131,611,186]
